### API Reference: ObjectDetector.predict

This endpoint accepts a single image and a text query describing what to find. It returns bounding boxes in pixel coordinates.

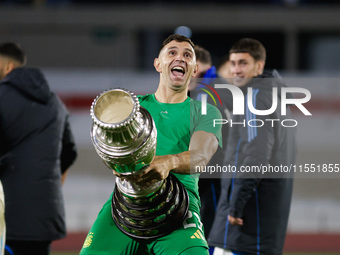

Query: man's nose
[175,54,185,62]
[232,64,241,74]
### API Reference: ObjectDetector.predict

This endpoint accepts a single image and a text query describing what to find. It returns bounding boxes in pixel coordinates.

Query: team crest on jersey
[82,232,94,248]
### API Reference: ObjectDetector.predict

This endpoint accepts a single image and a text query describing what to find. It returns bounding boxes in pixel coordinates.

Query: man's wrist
[170,154,181,171]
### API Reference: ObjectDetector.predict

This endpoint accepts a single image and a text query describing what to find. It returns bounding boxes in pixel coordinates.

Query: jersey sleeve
[191,100,223,148]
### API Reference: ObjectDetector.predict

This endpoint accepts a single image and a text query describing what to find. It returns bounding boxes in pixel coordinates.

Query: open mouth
[171,66,185,77]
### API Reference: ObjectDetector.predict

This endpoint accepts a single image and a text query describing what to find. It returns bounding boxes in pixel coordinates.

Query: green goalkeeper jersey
[138,94,222,215]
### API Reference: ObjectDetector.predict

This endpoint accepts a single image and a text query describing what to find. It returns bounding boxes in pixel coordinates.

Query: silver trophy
[90,88,188,239]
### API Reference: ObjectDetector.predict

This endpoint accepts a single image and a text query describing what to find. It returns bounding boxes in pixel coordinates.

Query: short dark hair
[0,42,27,65]
[194,45,212,65]
[229,38,266,62]
[158,34,195,55]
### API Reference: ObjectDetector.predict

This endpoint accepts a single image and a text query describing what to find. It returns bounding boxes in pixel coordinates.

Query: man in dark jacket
[208,38,296,255]
[0,42,77,255]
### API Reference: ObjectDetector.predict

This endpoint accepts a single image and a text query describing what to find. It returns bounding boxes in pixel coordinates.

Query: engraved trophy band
[90,88,189,239]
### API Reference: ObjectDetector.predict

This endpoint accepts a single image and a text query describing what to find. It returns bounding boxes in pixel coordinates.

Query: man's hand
[112,155,175,187]
[228,215,243,226]
[135,155,174,185]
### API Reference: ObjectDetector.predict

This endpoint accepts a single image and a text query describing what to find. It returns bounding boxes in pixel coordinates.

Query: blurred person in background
[0,42,77,255]
[208,38,296,255]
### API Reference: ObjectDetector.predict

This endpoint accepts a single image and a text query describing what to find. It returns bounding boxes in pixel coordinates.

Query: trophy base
[111,173,189,240]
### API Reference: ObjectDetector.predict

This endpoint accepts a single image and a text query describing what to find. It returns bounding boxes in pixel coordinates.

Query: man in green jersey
[80,34,222,255]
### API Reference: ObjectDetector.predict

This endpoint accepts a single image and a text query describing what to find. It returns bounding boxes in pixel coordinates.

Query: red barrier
[284,233,340,253]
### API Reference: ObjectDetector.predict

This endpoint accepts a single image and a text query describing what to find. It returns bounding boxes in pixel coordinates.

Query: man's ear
[256,60,265,75]
[154,58,162,73]
[191,63,198,77]
[3,61,16,77]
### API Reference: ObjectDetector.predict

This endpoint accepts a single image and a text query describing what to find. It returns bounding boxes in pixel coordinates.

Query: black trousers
[5,240,51,255]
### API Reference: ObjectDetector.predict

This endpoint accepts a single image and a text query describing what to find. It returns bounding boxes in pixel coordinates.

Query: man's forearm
[170,148,216,175]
